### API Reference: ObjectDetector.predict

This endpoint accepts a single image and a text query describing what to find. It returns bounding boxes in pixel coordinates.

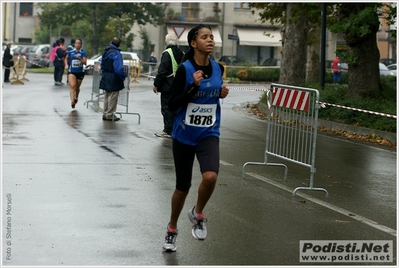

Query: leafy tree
[37,3,164,56]
[249,3,322,86]
[250,2,397,97]
[328,3,396,98]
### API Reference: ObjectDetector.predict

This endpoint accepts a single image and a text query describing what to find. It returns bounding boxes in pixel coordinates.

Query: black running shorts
[172,136,220,191]
[68,72,85,80]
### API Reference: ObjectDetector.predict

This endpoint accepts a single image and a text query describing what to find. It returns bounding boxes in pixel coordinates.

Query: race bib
[185,103,217,127]
[72,59,82,68]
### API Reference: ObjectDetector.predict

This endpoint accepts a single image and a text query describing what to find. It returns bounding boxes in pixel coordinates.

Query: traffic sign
[172,26,186,39]
[228,34,239,41]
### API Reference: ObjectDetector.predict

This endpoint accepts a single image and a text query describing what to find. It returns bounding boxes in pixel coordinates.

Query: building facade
[2,2,396,65]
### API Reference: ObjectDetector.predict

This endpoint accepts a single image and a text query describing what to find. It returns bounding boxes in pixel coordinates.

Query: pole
[320,3,327,89]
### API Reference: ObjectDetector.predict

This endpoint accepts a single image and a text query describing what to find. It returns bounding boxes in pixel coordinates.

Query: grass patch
[309,80,396,133]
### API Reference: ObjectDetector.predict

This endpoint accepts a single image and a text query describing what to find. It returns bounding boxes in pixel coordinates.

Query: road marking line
[246,172,396,237]
[220,160,234,166]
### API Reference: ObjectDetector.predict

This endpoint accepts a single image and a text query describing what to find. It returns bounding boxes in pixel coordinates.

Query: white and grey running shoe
[162,228,178,252]
[188,206,207,240]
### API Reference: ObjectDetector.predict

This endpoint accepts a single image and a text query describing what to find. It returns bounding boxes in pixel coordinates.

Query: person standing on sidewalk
[153,33,184,138]
[99,37,126,121]
[54,38,68,86]
[147,51,157,80]
[331,56,342,84]
[64,39,87,108]
[2,42,13,83]
[162,24,229,252]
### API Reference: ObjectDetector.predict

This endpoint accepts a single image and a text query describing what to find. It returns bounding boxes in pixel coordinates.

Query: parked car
[39,51,50,68]
[340,62,348,71]
[83,54,102,75]
[84,51,143,75]
[380,58,396,66]
[262,58,281,66]
[379,62,395,76]
[218,55,249,66]
[12,45,24,56]
[1,44,19,57]
[25,44,50,68]
[386,63,397,76]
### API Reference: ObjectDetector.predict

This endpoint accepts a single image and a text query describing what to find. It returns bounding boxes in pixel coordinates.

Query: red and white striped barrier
[272,86,310,111]
[24,59,50,68]
[226,85,396,119]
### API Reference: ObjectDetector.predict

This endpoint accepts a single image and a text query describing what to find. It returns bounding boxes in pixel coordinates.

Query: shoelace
[165,232,177,244]
[194,218,208,230]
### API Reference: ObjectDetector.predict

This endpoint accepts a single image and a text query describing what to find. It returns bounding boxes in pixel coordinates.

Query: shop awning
[236,27,282,47]
[167,26,222,47]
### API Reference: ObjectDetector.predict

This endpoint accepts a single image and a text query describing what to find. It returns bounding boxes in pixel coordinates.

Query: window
[18,38,32,43]
[182,3,200,20]
[234,3,249,9]
[20,3,33,16]
[122,53,132,60]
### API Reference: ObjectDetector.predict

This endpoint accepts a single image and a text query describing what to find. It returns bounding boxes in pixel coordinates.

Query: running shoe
[188,206,207,240]
[162,227,178,252]
[155,132,171,138]
[71,102,75,109]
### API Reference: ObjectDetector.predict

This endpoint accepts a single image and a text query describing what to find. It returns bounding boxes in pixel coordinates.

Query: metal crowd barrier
[85,61,141,124]
[242,83,328,197]
[84,61,103,107]
[115,65,141,123]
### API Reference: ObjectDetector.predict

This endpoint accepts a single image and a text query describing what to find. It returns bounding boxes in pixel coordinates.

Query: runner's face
[192,27,214,54]
[74,40,82,50]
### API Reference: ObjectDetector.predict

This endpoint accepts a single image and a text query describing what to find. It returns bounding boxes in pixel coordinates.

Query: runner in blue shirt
[64,39,87,108]
[162,24,229,252]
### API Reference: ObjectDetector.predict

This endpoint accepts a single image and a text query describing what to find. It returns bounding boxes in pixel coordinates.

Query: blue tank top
[67,49,87,73]
[172,59,223,146]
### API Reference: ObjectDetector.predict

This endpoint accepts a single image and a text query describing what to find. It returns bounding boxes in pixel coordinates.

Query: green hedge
[233,66,397,132]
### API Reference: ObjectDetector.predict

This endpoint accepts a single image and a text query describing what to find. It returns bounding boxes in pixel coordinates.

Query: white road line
[220,160,234,166]
[246,172,396,237]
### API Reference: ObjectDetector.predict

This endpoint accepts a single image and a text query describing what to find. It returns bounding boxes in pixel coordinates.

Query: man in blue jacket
[99,37,126,121]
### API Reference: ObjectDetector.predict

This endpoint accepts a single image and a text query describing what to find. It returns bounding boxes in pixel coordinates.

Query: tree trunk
[91,5,99,56]
[338,4,381,98]
[279,3,309,86]
[306,25,321,83]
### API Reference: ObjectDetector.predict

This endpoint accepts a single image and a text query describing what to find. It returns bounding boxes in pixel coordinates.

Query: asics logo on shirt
[191,106,214,113]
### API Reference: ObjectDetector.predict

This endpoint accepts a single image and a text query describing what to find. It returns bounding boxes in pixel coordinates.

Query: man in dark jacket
[54,38,67,86]
[3,42,13,83]
[100,37,126,121]
[153,33,184,137]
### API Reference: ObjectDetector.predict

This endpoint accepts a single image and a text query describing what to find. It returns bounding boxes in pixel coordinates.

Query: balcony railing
[165,6,221,23]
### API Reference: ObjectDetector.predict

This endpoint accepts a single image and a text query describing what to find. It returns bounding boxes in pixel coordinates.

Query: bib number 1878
[188,115,213,126]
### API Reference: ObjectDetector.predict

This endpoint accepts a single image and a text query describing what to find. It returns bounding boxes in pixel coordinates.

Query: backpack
[50,45,60,62]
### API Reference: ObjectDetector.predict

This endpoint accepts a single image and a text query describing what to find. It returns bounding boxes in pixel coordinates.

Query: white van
[84,51,142,75]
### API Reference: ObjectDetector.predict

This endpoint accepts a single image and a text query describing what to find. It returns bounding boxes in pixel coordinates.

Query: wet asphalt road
[2,73,396,266]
